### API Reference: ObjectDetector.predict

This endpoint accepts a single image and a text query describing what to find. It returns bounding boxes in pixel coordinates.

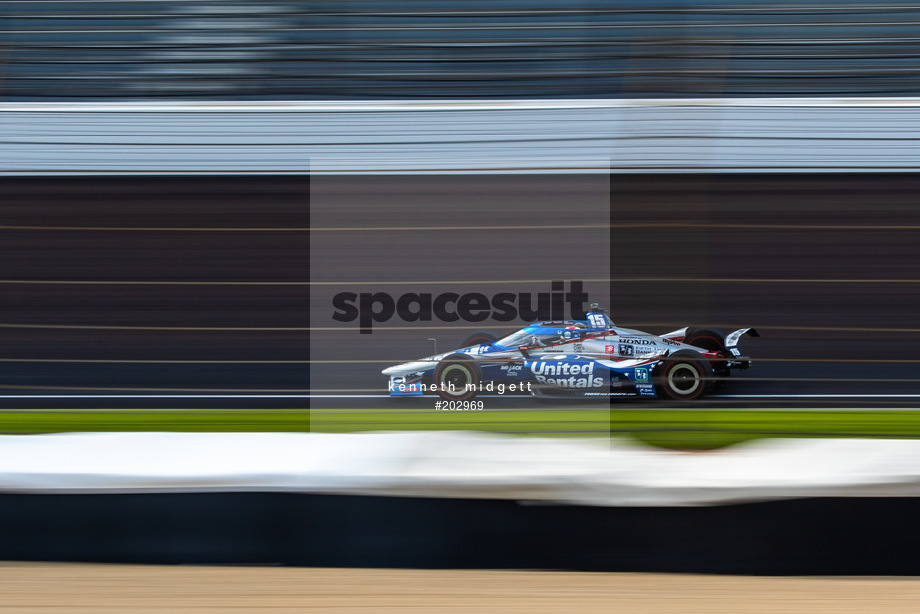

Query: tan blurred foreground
[2,564,920,613]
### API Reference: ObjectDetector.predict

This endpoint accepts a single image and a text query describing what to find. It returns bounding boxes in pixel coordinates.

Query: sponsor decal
[388,381,424,396]
[636,384,657,397]
[618,343,634,357]
[661,338,679,346]
[605,345,616,354]
[529,360,604,388]
[619,336,656,346]
[635,368,649,383]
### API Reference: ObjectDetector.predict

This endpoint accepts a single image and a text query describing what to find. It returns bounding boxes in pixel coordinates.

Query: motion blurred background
[4,0,920,99]
[6,0,920,592]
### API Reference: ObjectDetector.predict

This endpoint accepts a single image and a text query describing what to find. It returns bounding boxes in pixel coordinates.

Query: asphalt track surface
[3,174,920,416]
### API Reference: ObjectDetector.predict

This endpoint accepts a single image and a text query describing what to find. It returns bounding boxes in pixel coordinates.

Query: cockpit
[495,326,569,349]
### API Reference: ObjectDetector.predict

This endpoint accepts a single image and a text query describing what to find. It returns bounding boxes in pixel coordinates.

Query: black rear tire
[656,350,714,401]
[684,327,727,353]
[684,327,729,383]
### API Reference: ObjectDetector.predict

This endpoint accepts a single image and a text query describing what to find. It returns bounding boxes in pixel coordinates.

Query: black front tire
[434,354,483,401]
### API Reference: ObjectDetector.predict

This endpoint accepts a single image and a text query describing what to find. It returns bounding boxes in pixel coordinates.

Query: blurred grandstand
[4,0,920,100]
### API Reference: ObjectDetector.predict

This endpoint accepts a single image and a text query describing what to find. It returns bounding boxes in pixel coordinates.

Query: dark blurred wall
[4,492,920,574]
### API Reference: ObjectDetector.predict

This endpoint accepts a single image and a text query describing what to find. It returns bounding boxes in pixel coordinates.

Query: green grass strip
[3,409,920,452]
[611,409,920,450]
[310,408,609,433]
[0,410,311,433]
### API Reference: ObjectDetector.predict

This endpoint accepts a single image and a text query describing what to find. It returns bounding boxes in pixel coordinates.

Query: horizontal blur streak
[5,1,920,99]
[3,174,920,419]
[10,99,920,174]
[0,175,309,404]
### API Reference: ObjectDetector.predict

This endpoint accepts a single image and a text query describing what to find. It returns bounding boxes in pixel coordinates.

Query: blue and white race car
[382,304,758,401]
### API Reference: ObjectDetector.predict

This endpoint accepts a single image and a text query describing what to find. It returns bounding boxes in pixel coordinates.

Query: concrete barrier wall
[3,432,920,506]
[1,433,919,572]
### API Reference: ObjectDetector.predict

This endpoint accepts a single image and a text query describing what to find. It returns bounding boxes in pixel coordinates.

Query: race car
[382,304,758,402]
